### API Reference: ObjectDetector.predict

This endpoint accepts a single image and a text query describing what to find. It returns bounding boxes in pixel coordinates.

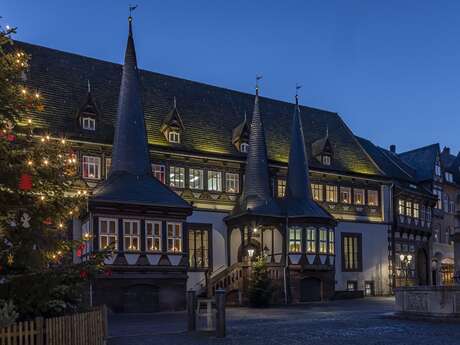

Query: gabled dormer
[77,81,99,132]
[311,128,333,166]
[161,97,184,144]
[232,112,250,153]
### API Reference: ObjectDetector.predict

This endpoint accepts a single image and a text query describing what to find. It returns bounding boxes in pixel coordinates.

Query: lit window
[189,168,204,190]
[354,189,365,205]
[413,203,419,218]
[82,155,101,180]
[240,142,249,153]
[189,229,209,269]
[445,172,453,183]
[152,164,166,184]
[123,219,140,251]
[342,234,361,271]
[277,179,286,197]
[146,221,161,252]
[367,190,379,206]
[306,227,316,253]
[105,157,112,178]
[289,226,302,253]
[340,187,351,204]
[405,201,412,217]
[82,117,96,131]
[398,199,405,215]
[208,171,222,192]
[319,227,328,254]
[329,229,335,254]
[169,166,185,188]
[99,218,117,250]
[347,281,358,291]
[167,222,182,253]
[326,185,337,203]
[322,155,331,166]
[311,184,323,201]
[433,188,442,209]
[168,131,180,143]
[225,173,240,193]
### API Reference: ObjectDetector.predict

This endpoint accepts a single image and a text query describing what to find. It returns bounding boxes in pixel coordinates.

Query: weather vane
[295,83,302,101]
[256,75,263,90]
[129,4,138,19]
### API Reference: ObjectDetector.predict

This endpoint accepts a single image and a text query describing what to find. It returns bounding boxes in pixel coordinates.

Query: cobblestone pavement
[108,297,460,345]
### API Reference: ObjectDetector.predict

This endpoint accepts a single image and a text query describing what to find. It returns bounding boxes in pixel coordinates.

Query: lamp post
[400,254,413,286]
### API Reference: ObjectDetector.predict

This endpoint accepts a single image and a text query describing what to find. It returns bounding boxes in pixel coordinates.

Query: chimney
[443,146,450,156]
[390,144,396,153]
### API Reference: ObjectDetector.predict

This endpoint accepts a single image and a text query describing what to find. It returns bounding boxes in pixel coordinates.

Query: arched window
[240,142,249,153]
[168,131,180,144]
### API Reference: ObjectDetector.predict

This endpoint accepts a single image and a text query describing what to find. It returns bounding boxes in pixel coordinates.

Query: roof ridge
[398,143,440,156]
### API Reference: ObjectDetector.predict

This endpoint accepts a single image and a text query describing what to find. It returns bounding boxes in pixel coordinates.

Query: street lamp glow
[248,248,255,258]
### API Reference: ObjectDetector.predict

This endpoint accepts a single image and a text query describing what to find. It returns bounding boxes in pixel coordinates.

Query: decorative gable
[311,129,333,166]
[161,98,184,144]
[232,112,250,153]
[77,81,99,132]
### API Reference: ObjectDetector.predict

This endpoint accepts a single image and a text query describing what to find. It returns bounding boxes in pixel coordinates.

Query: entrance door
[123,285,160,313]
[416,249,429,285]
[300,277,322,302]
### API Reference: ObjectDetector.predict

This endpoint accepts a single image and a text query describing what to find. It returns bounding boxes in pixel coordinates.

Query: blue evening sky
[4,1,460,154]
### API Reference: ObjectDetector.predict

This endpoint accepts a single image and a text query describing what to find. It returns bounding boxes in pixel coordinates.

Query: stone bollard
[187,290,197,332]
[215,289,226,338]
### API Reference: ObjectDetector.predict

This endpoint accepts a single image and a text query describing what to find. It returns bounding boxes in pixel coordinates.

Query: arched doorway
[123,285,160,313]
[416,248,429,285]
[300,277,322,302]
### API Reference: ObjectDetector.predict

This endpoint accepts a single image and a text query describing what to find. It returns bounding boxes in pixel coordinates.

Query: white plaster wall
[230,229,241,265]
[335,221,390,295]
[187,211,228,273]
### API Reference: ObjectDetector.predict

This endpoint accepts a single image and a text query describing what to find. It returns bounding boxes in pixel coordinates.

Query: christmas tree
[0,23,107,321]
[248,256,273,307]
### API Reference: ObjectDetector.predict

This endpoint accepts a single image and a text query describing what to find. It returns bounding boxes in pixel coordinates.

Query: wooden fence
[0,306,107,345]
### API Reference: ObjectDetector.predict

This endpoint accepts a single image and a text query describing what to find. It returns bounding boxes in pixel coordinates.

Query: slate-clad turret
[228,85,281,218]
[90,17,191,210]
[283,94,332,220]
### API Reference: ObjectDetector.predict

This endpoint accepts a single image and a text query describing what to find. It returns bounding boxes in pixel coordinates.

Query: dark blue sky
[4,1,460,154]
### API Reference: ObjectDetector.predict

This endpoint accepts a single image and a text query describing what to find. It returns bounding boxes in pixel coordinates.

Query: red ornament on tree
[43,218,52,225]
[6,134,16,142]
[18,174,33,191]
[79,270,88,279]
[76,243,86,257]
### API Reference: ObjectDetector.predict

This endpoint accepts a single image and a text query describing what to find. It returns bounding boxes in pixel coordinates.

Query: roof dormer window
[322,155,331,166]
[435,160,441,177]
[240,142,249,153]
[168,130,180,144]
[82,117,96,131]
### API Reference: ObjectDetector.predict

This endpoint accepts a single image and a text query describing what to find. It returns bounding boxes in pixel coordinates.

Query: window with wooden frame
[146,221,162,252]
[413,203,420,218]
[99,218,118,250]
[353,188,365,205]
[207,171,222,192]
[82,155,101,180]
[277,179,286,197]
[328,229,335,255]
[240,142,249,153]
[189,228,210,269]
[189,168,204,190]
[123,219,140,251]
[225,173,240,193]
[311,183,323,201]
[168,130,180,144]
[82,117,96,131]
[167,222,182,253]
[340,187,351,204]
[325,185,338,203]
[169,166,185,188]
[342,233,362,272]
[319,227,328,254]
[405,201,412,217]
[105,157,112,179]
[367,190,379,206]
[398,199,405,215]
[152,164,166,184]
[288,226,302,253]
[306,227,316,253]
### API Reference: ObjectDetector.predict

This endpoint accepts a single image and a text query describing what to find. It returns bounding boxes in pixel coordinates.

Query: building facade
[15,18,443,311]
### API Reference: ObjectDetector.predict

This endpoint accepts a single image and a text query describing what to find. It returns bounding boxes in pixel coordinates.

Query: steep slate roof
[90,18,191,211]
[15,41,382,177]
[398,144,440,182]
[229,87,282,218]
[283,95,332,220]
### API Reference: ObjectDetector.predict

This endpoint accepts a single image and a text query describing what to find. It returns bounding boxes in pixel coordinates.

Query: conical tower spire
[110,15,150,176]
[286,92,312,200]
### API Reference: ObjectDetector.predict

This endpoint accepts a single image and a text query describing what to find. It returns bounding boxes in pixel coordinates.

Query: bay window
[167,222,182,253]
[225,173,240,193]
[311,183,323,201]
[319,227,328,254]
[306,227,316,253]
[82,155,101,180]
[146,221,161,252]
[99,218,117,250]
[354,188,365,205]
[367,190,379,206]
[169,166,185,188]
[289,227,302,253]
[189,168,204,190]
[340,187,351,204]
[208,171,222,192]
[123,219,140,251]
[326,185,338,203]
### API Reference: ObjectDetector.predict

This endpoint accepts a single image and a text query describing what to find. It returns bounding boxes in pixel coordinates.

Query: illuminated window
[342,233,361,271]
[99,218,117,250]
[189,168,204,190]
[433,188,442,209]
[208,171,222,192]
[105,157,112,178]
[146,221,161,252]
[306,227,316,253]
[225,173,240,193]
[354,188,365,205]
[169,166,185,188]
[168,131,180,143]
[329,229,335,254]
[405,201,412,217]
[240,142,249,153]
[123,219,140,251]
[311,183,323,201]
[277,179,286,197]
[322,155,331,166]
[319,227,328,254]
[347,280,358,291]
[368,190,379,206]
[167,222,182,253]
[413,203,420,218]
[398,199,405,215]
[189,229,209,269]
[325,185,338,202]
[289,226,302,253]
[82,117,95,131]
[340,187,351,204]
[152,164,166,184]
[82,155,101,180]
